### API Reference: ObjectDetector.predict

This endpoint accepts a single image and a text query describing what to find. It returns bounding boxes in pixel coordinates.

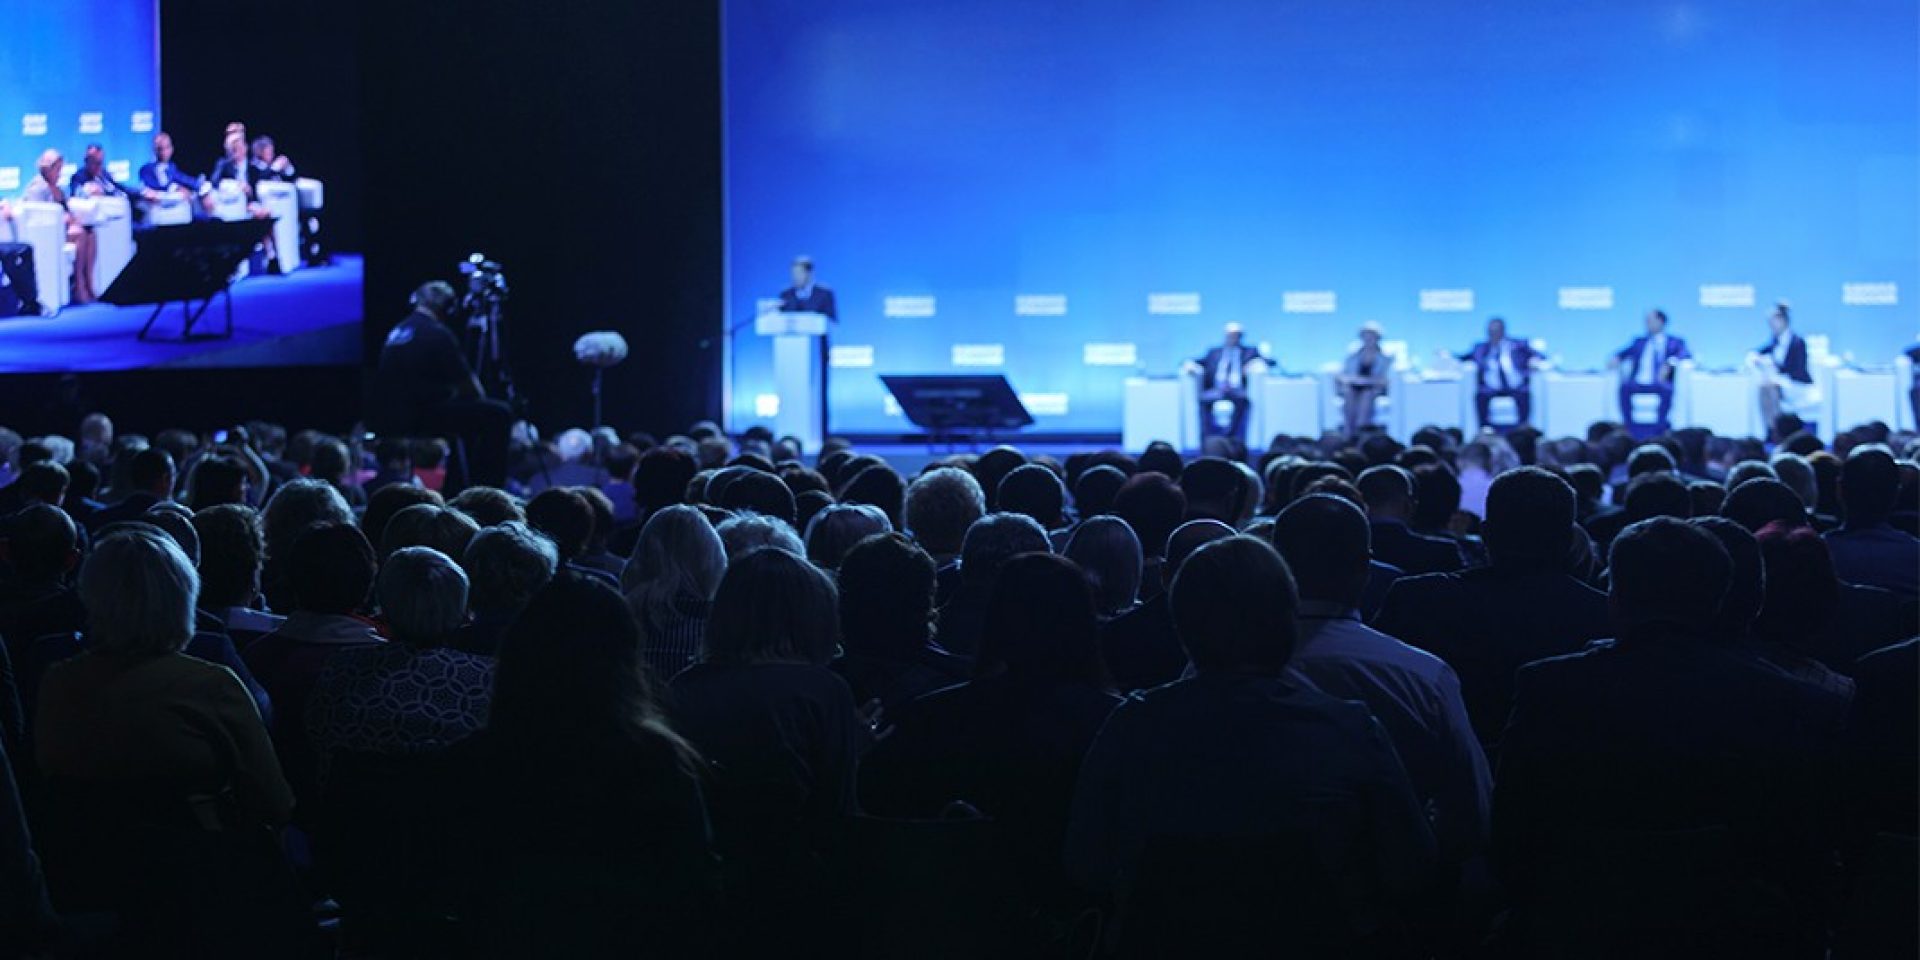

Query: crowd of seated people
[0,407,1913,958]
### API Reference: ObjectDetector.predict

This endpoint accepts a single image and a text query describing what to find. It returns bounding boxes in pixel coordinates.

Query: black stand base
[138,286,235,341]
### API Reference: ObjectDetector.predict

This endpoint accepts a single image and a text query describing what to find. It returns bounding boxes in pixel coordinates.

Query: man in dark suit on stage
[1609,308,1691,439]
[1461,317,1537,433]
[1190,322,1266,444]
[778,255,836,434]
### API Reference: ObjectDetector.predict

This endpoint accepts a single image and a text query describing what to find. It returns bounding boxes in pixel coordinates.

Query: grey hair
[463,521,559,617]
[1767,453,1817,510]
[716,513,804,562]
[263,478,354,561]
[623,505,727,629]
[378,546,470,646]
[31,435,75,465]
[803,503,891,570]
[1065,515,1144,616]
[959,511,1051,580]
[1725,460,1778,492]
[904,467,986,557]
[80,526,199,655]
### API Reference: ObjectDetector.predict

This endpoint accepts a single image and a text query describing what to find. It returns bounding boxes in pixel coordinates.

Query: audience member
[1493,517,1839,955]
[457,521,558,656]
[1271,494,1491,863]
[831,532,966,712]
[902,467,985,567]
[449,573,718,955]
[1100,519,1234,693]
[1065,536,1435,943]
[622,505,725,681]
[1063,516,1143,618]
[802,503,890,570]
[1356,465,1466,574]
[1375,467,1610,748]
[307,547,495,781]
[1824,445,1919,597]
[937,512,1049,656]
[715,513,804,561]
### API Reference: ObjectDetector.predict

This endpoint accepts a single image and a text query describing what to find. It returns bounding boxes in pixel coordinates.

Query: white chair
[71,195,134,297]
[146,193,194,227]
[0,201,71,310]
[258,180,300,274]
[211,180,250,222]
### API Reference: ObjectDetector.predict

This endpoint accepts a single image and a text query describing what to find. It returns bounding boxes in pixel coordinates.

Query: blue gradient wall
[723,0,1919,435]
[0,2,159,195]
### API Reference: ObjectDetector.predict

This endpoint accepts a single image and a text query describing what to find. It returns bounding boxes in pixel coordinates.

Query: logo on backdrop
[20,114,47,136]
[78,112,104,134]
[1014,294,1068,316]
[1147,292,1201,315]
[1419,288,1474,312]
[1698,284,1755,308]
[1841,282,1897,306]
[1282,290,1336,313]
[131,111,154,133]
[883,295,936,318]
[1557,286,1614,310]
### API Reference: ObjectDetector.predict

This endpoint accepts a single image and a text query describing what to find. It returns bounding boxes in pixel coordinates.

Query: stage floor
[0,255,363,374]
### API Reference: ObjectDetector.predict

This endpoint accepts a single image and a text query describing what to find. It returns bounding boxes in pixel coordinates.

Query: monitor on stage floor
[722,0,1918,437]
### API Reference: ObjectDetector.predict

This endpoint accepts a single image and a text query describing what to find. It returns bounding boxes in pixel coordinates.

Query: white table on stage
[1830,367,1902,434]
[1123,377,1186,452]
[258,180,300,274]
[70,195,134,298]
[147,193,194,226]
[1393,373,1464,439]
[757,309,827,453]
[0,201,71,310]
[1680,369,1753,437]
[1251,374,1322,442]
[1540,371,1614,439]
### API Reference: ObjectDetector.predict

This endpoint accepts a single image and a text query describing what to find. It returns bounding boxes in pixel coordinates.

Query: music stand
[101,219,271,341]
[880,374,1034,451]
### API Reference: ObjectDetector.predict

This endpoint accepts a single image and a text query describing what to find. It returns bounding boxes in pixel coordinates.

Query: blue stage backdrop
[0,1,158,195]
[722,0,1918,437]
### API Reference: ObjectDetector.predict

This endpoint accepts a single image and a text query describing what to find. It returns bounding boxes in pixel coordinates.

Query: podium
[258,180,300,274]
[1540,371,1614,439]
[1251,374,1322,442]
[1123,377,1186,451]
[756,309,828,451]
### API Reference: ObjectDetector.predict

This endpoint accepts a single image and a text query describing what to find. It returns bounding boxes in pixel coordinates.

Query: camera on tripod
[458,253,508,327]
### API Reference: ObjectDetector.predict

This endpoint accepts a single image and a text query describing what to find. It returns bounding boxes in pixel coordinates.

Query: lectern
[756,309,828,451]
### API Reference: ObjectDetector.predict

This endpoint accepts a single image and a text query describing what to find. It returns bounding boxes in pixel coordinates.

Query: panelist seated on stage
[371,282,514,490]
[248,136,297,185]
[2,148,102,305]
[1183,322,1269,443]
[1337,321,1391,438]
[1606,308,1691,438]
[1460,316,1539,433]
[137,131,212,216]
[1746,302,1815,441]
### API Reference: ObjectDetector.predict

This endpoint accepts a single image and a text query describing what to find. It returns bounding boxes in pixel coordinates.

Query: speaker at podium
[755,308,829,452]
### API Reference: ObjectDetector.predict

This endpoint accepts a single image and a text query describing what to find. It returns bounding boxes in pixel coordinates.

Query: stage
[0,255,362,374]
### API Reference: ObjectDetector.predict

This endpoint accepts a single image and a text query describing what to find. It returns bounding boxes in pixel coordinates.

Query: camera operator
[371,281,512,489]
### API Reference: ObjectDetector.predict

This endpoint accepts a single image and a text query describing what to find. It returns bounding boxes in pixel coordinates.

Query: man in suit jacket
[1355,465,1465,576]
[1372,467,1611,750]
[1191,322,1266,444]
[1752,303,1814,441]
[85,448,176,532]
[1610,309,1691,439]
[1492,518,1839,955]
[136,132,209,212]
[1461,317,1538,433]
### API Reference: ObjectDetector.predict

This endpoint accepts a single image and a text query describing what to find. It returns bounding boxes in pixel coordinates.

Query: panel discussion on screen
[0,1,1914,958]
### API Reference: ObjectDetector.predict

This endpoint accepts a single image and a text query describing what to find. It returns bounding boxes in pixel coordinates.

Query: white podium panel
[1898,358,1916,433]
[295,177,325,211]
[1541,371,1614,439]
[1830,368,1901,433]
[2,201,70,309]
[1394,374,1462,439]
[148,193,193,226]
[71,196,134,296]
[212,180,249,222]
[1123,377,1185,452]
[759,310,827,452]
[1683,370,1753,437]
[1254,374,1321,442]
[258,181,300,274]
